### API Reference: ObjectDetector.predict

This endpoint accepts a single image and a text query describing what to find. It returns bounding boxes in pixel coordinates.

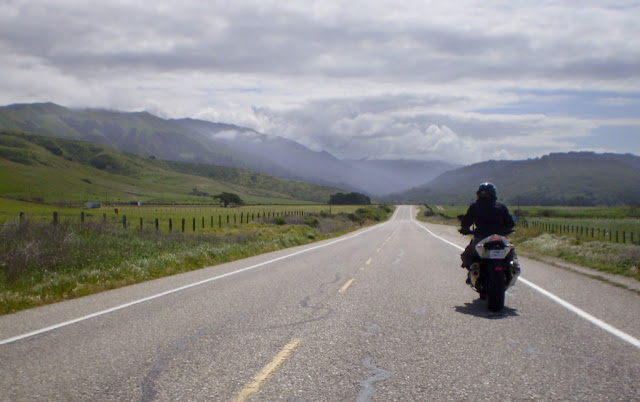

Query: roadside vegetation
[418,204,640,282]
[0,204,394,315]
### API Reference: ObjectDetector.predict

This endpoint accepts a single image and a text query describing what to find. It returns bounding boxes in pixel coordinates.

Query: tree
[213,192,244,207]
[329,192,371,205]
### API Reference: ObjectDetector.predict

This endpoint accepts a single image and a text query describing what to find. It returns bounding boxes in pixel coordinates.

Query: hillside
[0,130,343,205]
[0,103,458,196]
[390,152,640,206]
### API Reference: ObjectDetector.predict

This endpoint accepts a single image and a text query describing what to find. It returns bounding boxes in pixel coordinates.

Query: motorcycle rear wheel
[487,266,506,312]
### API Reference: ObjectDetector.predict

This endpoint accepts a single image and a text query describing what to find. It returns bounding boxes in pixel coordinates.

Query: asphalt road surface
[1,205,639,400]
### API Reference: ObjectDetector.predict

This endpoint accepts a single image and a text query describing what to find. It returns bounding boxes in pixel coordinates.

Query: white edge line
[410,207,640,350]
[1,218,392,346]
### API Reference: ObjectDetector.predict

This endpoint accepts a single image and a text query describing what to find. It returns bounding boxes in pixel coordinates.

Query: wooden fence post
[182,218,185,232]
[53,212,58,225]
[169,218,173,232]
[155,218,159,231]
[20,212,25,224]
[81,212,85,224]
[123,215,127,229]
[140,218,144,232]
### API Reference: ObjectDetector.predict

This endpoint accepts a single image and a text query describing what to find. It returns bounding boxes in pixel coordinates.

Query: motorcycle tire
[487,264,506,312]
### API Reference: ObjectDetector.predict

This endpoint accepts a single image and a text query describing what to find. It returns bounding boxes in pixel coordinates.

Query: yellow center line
[339,278,355,293]
[232,338,303,402]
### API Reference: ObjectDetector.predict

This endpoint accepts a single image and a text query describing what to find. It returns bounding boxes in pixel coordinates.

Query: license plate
[489,250,507,259]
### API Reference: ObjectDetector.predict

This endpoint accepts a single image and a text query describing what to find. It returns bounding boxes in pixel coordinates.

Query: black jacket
[460,198,515,237]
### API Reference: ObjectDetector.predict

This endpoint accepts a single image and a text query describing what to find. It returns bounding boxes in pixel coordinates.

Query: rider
[459,183,519,275]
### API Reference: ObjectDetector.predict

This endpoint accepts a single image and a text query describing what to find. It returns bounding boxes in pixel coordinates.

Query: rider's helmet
[476,182,497,200]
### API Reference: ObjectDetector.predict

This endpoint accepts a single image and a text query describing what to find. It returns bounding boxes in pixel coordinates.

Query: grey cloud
[1,0,638,163]
[4,1,638,84]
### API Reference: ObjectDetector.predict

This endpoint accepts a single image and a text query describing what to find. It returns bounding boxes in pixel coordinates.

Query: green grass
[0,205,394,315]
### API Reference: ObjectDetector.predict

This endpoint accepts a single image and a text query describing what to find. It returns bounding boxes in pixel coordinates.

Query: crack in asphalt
[356,357,392,402]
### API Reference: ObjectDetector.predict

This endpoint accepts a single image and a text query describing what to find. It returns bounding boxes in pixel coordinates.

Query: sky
[1,0,639,164]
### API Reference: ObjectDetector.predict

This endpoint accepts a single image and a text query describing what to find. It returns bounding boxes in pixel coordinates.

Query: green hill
[0,130,342,205]
[0,102,286,174]
[390,152,640,206]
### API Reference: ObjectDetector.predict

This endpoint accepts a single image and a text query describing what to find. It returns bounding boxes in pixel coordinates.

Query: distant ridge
[389,152,640,206]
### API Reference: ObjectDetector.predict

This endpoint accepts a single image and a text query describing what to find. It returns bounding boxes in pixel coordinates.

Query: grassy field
[0,203,394,315]
[418,204,640,283]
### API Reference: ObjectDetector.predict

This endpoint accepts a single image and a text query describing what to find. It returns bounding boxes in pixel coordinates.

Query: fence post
[53,212,58,225]
[123,215,127,229]
[140,218,144,232]
[20,212,25,224]
[182,218,185,233]
[81,212,85,224]
[155,218,159,231]
[193,217,196,231]
[169,218,173,232]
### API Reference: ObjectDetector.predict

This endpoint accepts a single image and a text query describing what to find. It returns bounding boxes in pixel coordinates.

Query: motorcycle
[460,228,521,312]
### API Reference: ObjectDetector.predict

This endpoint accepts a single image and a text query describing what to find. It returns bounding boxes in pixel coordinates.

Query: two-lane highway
[1,205,639,400]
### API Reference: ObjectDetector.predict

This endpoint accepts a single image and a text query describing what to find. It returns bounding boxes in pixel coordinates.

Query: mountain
[0,103,458,196]
[342,159,460,196]
[390,152,640,206]
[0,129,343,205]
[0,102,277,171]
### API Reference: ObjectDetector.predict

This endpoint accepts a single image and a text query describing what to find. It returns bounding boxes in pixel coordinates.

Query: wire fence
[517,219,638,245]
[5,210,311,233]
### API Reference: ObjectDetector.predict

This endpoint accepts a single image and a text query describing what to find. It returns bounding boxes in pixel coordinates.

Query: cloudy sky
[1,0,639,164]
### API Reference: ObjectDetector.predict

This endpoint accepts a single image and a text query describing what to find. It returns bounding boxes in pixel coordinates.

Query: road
[1,205,639,400]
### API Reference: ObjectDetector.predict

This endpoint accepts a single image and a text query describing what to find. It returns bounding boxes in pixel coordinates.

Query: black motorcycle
[460,229,520,312]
